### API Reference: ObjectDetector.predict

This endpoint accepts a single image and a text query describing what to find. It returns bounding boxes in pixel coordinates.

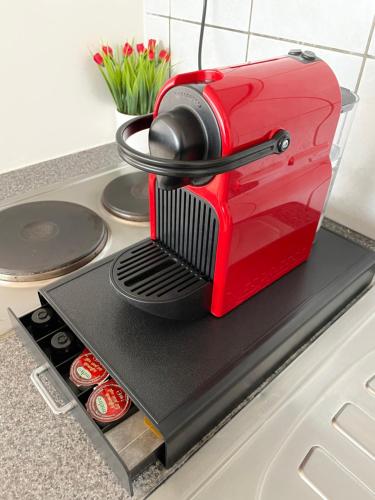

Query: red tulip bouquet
[92,39,170,116]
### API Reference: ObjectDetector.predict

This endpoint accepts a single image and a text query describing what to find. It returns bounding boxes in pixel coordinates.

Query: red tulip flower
[159,49,170,62]
[93,52,104,65]
[123,42,133,56]
[102,45,113,56]
[92,38,170,115]
[148,39,156,51]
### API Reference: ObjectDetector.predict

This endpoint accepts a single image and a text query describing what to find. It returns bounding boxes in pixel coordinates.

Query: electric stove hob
[101,172,149,222]
[0,200,108,281]
[34,228,375,471]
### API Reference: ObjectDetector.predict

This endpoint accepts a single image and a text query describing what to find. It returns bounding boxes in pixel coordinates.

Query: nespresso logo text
[173,89,202,109]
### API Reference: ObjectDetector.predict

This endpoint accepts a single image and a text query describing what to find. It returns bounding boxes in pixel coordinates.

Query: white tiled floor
[327,58,375,239]
[171,0,252,32]
[248,35,363,90]
[250,0,375,53]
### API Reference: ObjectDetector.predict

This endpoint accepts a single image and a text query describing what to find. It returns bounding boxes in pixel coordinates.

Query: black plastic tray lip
[39,229,375,467]
[8,306,135,494]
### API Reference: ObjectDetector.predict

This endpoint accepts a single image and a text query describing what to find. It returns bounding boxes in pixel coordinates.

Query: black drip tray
[110,238,212,320]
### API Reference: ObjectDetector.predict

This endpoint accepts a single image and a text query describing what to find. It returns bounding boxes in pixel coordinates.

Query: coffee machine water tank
[317,87,359,231]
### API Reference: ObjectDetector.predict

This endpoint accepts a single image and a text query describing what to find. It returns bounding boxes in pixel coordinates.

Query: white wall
[0,0,143,174]
[144,0,375,238]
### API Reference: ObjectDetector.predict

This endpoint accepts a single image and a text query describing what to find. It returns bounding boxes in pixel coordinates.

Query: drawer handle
[31,363,76,415]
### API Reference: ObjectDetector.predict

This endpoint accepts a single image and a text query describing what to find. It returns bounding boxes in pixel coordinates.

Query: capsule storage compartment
[8,305,165,496]
[20,305,64,340]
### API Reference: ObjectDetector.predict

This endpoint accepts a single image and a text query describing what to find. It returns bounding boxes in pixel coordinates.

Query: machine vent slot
[156,187,218,280]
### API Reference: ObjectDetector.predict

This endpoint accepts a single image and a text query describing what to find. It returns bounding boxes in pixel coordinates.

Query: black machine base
[39,229,375,469]
[110,238,212,320]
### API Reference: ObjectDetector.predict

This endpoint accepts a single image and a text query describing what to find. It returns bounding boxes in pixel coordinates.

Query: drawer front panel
[8,306,164,496]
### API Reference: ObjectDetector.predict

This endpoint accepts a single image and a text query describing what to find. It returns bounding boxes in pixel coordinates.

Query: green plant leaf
[93,41,171,115]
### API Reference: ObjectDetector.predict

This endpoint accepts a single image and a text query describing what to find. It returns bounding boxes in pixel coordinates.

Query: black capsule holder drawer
[8,306,164,496]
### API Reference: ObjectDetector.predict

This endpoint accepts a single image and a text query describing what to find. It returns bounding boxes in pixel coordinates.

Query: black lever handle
[116,113,290,182]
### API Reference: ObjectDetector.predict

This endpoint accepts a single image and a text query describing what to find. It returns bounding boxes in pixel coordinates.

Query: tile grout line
[245,0,254,62]
[250,32,368,58]
[355,15,375,93]
[146,11,375,60]
[150,12,249,35]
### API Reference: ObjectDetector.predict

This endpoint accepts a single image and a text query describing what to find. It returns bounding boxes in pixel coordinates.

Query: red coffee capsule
[69,348,109,388]
[86,379,131,423]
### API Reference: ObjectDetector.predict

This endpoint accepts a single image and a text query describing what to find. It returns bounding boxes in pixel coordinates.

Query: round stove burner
[20,221,59,241]
[101,172,149,222]
[0,201,108,282]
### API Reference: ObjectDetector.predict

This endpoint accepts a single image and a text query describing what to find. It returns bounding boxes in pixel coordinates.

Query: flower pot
[109,110,150,222]
[115,110,149,154]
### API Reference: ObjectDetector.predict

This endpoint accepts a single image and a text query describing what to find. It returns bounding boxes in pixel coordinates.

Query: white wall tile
[369,26,375,56]
[248,35,362,90]
[171,0,252,32]
[144,14,170,48]
[171,0,203,21]
[171,20,247,73]
[171,0,201,22]
[144,0,170,16]
[327,58,375,238]
[203,27,248,68]
[170,20,200,72]
[251,0,375,54]
[208,0,251,31]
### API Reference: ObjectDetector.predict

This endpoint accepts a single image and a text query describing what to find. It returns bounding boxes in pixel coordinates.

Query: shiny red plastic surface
[150,56,341,317]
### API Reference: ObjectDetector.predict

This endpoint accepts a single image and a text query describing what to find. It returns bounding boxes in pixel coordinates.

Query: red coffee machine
[111,51,341,319]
